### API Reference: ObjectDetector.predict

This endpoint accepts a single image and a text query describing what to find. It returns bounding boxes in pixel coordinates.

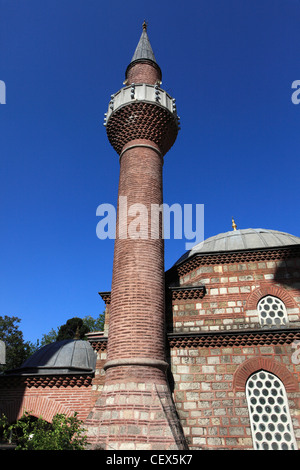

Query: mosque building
[0,24,300,451]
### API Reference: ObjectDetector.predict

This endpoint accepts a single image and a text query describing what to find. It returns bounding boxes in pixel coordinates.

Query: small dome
[176,228,300,264]
[6,339,96,376]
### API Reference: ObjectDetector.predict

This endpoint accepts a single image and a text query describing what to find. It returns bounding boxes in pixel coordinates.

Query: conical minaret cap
[131,21,157,64]
[125,21,162,82]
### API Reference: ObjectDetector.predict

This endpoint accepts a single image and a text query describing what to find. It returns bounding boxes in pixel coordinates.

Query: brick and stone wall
[168,251,300,333]
[164,248,300,449]
[169,340,300,449]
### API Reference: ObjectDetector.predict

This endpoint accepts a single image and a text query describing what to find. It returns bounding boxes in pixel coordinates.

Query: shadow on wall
[0,378,26,424]
[274,259,300,292]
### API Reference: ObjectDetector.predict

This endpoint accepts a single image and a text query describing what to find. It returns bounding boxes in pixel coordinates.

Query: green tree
[40,327,59,347]
[56,317,89,341]
[0,411,87,450]
[0,316,32,372]
[41,313,105,345]
[82,313,105,332]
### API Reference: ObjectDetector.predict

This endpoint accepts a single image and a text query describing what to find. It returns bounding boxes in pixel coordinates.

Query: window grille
[246,371,297,450]
[257,295,288,327]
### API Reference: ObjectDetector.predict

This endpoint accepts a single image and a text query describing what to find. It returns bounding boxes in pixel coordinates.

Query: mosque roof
[176,228,300,265]
[5,339,96,376]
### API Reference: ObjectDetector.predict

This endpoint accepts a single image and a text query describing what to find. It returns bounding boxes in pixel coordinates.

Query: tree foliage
[56,317,89,341]
[42,313,105,345]
[0,316,32,372]
[82,313,105,333]
[40,327,59,347]
[0,411,87,450]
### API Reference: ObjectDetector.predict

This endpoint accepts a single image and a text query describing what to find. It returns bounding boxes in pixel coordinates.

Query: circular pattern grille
[246,371,296,450]
[258,295,288,327]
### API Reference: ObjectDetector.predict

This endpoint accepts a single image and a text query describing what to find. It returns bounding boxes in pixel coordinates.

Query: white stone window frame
[246,370,297,450]
[257,295,288,327]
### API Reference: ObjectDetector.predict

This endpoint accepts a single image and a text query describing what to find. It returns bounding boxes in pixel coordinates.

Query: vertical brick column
[85,29,187,450]
[106,139,166,384]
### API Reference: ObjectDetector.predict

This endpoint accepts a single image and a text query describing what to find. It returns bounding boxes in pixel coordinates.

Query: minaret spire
[125,23,162,84]
[130,21,156,63]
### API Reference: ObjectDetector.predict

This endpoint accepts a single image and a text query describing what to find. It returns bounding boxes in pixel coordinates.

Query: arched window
[246,370,297,450]
[257,295,288,327]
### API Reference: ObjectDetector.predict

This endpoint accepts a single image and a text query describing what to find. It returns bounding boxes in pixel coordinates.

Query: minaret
[86,23,187,450]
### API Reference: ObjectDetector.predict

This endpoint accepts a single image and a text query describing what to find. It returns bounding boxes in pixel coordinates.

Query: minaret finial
[232,217,237,231]
[142,20,148,31]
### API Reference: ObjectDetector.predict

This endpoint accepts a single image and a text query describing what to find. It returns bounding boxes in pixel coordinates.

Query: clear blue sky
[0,0,299,344]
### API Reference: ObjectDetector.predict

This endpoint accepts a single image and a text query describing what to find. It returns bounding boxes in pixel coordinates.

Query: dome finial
[142,19,148,31]
[232,217,237,231]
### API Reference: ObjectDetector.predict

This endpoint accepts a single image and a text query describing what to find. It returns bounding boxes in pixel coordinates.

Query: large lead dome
[177,228,300,265]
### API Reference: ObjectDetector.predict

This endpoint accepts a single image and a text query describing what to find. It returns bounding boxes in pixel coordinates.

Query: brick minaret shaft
[85,24,187,450]
[107,141,166,379]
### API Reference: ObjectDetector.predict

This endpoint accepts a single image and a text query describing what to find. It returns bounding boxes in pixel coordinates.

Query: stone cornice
[98,291,111,304]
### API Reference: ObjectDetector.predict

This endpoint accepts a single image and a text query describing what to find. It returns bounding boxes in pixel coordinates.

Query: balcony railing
[104,83,179,126]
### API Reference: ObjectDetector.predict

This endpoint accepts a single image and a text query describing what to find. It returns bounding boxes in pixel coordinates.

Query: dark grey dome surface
[176,228,300,265]
[6,339,96,376]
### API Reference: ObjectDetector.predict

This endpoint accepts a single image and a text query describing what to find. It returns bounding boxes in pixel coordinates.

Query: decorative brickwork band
[168,329,300,349]
[233,356,299,392]
[176,247,300,276]
[170,286,206,301]
[89,328,300,351]
[89,338,107,352]
[24,376,93,388]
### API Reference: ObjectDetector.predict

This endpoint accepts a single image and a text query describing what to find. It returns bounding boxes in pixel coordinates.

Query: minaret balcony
[104,83,179,126]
